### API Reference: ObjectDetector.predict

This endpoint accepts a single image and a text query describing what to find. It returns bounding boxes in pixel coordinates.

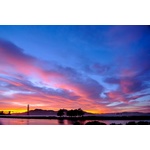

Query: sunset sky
[0,25,150,113]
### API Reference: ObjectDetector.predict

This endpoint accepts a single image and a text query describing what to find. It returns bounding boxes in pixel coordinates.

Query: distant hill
[99,112,150,116]
[13,109,57,116]
[12,109,150,116]
[13,109,93,116]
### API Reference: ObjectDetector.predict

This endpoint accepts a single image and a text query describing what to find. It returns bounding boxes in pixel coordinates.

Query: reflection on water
[0,121,3,125]
[67,119,76,125]
[0,118,149,125]
[58,119,64,125]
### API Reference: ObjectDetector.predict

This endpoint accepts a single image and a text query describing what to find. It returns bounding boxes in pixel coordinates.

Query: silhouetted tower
[27,104,30,115]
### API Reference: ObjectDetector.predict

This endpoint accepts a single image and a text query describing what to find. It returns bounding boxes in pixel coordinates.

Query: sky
[0,25,150,113]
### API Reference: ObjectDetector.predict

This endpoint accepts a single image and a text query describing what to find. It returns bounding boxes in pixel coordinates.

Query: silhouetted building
[27,104,30,115]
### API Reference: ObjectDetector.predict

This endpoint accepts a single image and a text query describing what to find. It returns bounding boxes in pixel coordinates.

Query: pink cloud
[0,40,65,83]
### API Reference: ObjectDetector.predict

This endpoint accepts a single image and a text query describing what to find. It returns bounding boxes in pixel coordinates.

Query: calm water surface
[0,118,149,125]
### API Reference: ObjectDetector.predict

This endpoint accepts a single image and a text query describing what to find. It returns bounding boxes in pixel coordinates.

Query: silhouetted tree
[66,110,71,117]
[66,108,85,117]
[0,111,4,115]
[77,108,84,117]
[57,109,65,117]
[67,109,76,117]
[73,109,78,116]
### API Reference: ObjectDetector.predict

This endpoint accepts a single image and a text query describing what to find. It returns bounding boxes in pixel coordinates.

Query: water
[0,118,149,125]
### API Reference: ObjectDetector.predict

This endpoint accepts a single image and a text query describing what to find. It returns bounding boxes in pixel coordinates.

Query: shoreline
[0,115,150,120]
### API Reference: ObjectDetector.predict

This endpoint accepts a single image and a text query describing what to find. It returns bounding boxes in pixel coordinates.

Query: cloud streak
[0,25,150,113]
[0,39,107,113]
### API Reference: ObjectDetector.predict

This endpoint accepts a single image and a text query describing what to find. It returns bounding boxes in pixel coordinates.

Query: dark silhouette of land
[85,121,106,125]
[0,114,150,120]
[84,120,150,125]
[0,108,150,125]
[0,109,150,119]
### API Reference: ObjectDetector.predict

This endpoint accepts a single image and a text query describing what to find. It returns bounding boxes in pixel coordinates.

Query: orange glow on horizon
[0,109,27,114]
[85,110,103,114]
[0,107,110,114]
